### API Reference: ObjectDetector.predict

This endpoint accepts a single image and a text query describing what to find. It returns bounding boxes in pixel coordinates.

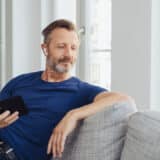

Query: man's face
[42,28,79,73]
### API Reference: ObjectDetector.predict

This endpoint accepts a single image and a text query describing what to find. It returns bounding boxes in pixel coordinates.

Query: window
[77,0,111,89]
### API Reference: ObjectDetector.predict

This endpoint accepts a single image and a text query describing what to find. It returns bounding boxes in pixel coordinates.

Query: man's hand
[47,110,79,158]
[0,111,19,128]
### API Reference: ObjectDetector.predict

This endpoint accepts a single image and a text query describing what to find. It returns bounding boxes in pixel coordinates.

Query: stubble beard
[47,57,74,73]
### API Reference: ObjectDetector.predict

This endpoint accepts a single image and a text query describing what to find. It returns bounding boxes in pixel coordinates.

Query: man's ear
[41,44,48,56]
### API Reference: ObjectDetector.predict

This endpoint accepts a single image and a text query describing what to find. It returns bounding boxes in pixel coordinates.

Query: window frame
[0,0,13,88]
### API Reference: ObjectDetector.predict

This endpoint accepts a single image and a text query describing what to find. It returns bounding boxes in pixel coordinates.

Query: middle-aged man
[0,19,134,160]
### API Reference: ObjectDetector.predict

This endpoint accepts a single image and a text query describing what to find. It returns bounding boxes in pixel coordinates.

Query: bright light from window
[87,0,111,89]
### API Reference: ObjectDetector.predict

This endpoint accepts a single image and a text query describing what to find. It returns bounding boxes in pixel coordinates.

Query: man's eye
[58,46,64,48]
[72,46,77,50]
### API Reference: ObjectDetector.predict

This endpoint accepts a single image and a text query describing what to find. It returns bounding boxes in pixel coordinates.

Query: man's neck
[41,68,71,82]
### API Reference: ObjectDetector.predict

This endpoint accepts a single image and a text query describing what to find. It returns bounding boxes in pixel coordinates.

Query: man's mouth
[59,57,72,63]
[59,59,72,65]
[59,61,71,64]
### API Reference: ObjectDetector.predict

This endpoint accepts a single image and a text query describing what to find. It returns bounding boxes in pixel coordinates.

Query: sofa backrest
[121,111,160,160]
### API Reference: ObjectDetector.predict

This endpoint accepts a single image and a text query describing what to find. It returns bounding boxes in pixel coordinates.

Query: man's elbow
[95,91,136,105]
[111,92,136,106]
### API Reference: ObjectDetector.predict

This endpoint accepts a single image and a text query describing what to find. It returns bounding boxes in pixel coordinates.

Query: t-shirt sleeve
[83,83,108,103]
[0,78,17,100]
[0,73,28,101]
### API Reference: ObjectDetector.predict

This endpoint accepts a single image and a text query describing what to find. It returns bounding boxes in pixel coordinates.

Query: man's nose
[64,47,72,57]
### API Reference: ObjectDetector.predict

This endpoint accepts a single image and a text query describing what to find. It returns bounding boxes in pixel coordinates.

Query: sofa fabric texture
[56,101,137,160]
[121,111,160,160]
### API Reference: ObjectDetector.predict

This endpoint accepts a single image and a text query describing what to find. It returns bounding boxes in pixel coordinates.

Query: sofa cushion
[121,111,160,160]
[57,101,137,160]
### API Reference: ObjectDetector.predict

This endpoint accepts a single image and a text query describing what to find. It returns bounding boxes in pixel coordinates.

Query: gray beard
[54,64,69,73]
[47,59,71,73]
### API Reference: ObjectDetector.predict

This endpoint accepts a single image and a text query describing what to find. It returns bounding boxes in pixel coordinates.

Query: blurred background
[0,0,160,110]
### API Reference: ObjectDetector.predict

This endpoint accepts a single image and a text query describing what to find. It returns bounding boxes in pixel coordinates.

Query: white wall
[12,0,41,77]
[112,0,152,109]
[151,0,160,110]
[53,0,76,22]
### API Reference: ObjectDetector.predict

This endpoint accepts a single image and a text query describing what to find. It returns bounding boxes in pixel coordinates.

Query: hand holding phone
[0,111,19,128]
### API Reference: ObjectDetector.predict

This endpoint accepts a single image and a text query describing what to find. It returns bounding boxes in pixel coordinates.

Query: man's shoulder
[5,71,42,88]
[0,71,42,96]
[11,71,42,82]
[73,78,107,103]
[75,78,107,91]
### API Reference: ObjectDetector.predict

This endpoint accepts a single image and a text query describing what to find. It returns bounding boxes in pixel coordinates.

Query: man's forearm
[72,92,134,121]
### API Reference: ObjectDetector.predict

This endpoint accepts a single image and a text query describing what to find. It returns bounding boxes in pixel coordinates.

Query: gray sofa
[53,101,160,160]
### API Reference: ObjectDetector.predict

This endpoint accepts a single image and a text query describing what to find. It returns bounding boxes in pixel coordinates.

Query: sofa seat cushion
[121,111,160,160]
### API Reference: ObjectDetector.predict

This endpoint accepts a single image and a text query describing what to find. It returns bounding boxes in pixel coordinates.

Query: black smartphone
[0,96,28,116]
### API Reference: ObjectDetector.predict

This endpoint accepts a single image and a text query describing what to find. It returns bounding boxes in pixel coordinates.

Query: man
[0,19,133,160]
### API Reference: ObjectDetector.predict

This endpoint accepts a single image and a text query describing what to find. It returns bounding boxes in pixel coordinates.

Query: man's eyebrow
[56,42,65,45]
[56,42,78,46]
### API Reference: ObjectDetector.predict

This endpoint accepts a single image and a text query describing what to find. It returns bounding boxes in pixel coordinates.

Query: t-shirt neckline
[38,71,75,85]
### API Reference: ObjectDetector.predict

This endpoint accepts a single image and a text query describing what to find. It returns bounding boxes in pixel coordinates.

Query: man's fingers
[4,111,19,122]
[60,135,66,153]
[57,133,62,157]
[0,111,19,128]
[48,131,66,158]
[47,133,58,158]
[0,111,10,121]
[6,116,19,125]
[52,133,58,158]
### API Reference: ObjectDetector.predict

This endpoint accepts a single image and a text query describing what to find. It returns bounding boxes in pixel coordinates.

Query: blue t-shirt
[0,71,107,160]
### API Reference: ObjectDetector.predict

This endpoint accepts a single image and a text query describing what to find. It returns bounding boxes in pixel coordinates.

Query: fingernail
[5,110,10,114]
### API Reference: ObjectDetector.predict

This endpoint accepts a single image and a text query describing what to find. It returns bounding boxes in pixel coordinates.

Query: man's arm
[72,91,135,120]
[47,92,135,158]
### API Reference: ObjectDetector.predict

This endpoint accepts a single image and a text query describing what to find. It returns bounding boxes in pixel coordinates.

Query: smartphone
[0,96,28,116]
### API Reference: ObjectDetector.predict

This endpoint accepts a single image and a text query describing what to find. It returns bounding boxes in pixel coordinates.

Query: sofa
[53,101,160,160]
